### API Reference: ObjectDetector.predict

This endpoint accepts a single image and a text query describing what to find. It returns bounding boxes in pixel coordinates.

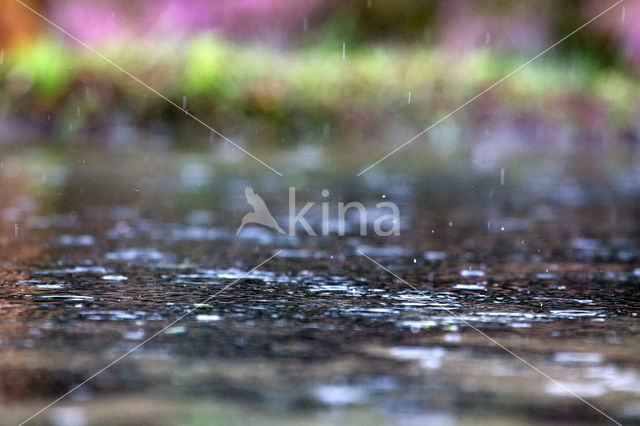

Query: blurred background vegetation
[0,0,638,169]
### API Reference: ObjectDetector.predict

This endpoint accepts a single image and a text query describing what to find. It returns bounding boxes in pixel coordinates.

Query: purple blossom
[49,0,323,44]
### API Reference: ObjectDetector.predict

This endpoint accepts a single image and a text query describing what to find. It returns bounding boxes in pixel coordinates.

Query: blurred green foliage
[0,34,638,149]
[5,39,71,100]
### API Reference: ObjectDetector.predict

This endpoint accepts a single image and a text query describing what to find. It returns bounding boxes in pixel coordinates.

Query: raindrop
[77,106,80,117]
[500,168,505,186]
[0,50,4,65]
[183,96,188,114]
[342,42,346,60]
[487,220,491,230]
[303,17,308,32]
[367,0,372,8]
[485,32,491,44]
[622,6,626,22]
[407,91,412,104]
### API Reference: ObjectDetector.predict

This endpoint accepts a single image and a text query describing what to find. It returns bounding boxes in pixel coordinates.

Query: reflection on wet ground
[0,150,639,425]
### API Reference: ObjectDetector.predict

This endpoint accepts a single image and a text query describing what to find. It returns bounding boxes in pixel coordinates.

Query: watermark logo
[237,186,286,235]
[237,187,400,236]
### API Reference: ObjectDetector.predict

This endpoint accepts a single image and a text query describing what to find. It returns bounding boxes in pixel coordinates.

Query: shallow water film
[0,151,637,425]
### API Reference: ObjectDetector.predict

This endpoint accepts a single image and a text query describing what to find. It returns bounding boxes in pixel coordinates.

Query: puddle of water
[0,150,639,425]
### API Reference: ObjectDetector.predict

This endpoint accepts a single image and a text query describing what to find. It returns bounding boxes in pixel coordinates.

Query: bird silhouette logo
[236,186,285,235]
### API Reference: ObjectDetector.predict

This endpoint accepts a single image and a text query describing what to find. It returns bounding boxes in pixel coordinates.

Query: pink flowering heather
[49,0,324,45]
